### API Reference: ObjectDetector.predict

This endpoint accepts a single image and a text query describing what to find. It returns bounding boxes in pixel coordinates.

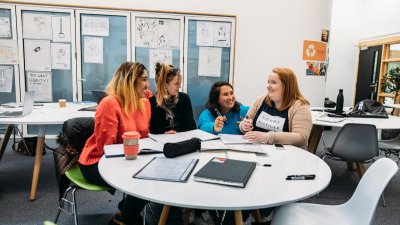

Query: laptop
[91,90,107,104]
[0,91,35,118]
[79,91,107,112]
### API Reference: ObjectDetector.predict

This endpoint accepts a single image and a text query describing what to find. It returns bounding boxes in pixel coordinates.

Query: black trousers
[79,162,149,224]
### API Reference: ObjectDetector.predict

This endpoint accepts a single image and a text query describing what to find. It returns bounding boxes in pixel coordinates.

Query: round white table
[99,145,331,225]
[0,103,94,200]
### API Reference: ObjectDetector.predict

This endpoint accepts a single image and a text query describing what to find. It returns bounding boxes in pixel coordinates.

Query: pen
[263,164,272,167]
[286,175,316,180]
[214,108,227,125]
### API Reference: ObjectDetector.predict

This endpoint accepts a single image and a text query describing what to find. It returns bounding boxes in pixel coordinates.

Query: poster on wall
[213,22,231,47]
[51,43,71,70]
[22,13,52,39]
[0,65,13,93]
[84,37,103,64]
[306,62,326,76]
[0,40,18,64]
[198,47,222,77]
[149,49,172,79]
[52,16,71,42]
[135,18,158,48]
[157,19,180,49]
[26,71,52,102]
[302,40,327,62]
[196,21,214,46]
[24,39,51,71]
[321,29,329,43]
[81,16,109,37]
[0,17,11,38]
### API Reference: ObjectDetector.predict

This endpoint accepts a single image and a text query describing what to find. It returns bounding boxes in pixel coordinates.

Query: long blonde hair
[266,67,309,110]
[105,62,147,115]
[155,63,182,106]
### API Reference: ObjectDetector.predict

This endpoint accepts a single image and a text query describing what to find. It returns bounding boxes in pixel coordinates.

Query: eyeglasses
[168,67,181,76]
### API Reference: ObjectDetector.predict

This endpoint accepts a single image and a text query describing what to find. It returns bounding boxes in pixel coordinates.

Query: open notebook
[149,129,219,143]
[104,138,164,158]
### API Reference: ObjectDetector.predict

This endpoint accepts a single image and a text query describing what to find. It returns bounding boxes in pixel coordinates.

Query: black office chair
[320,123,385,205]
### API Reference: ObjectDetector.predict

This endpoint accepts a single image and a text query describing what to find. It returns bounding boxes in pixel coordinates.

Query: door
[355,45,382,104]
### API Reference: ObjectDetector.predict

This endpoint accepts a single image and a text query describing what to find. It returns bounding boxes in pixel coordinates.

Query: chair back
[330,123,378,162]
[343,158,398,225]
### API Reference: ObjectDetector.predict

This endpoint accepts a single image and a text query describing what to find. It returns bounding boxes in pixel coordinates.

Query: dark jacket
[53,117,94,199]
[149,92,197,134]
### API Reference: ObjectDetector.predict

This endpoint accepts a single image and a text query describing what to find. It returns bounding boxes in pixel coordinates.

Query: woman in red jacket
[78,62,151,225]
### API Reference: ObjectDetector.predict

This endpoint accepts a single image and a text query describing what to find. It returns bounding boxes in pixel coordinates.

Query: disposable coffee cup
[59,99,67,108]
[122,131,140,160]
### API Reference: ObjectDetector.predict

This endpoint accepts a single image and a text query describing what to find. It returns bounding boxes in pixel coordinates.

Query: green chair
[54,163,111,225]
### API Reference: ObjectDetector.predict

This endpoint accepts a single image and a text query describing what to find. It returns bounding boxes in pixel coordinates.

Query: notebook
[104,138,164,158]
[149,129,219,144]
[194,157,256,188]
[0,91,35,118]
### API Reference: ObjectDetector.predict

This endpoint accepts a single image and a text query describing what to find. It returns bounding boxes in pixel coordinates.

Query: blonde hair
[105,62,147,115]
[154,63,182,106]
[266,67,309,110]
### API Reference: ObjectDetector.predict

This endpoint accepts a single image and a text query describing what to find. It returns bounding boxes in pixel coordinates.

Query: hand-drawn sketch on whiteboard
[0,17,11,38]
[198,47,222,77]
[149,49,172,79]
[52,16,71,42]
[22,13,52,39]
[81,16,109,37]
[84,36,103,64]
[213,22,231,47]
[24,39,51,71]
[26,71,52,102]
[0,40,18,64]
[135,18,158,48]
[157,19,180,49]
[0,65,13,93]
[196,21,214,46]
[51,43,71,70]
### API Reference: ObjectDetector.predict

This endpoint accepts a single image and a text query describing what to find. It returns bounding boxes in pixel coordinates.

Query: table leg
[308,125,324,154]
[0,125,14,162]
[253,209,261,222]
[356,163,366,178]
[183,208,191,225]
[347,162,356,171]
[30,125,47,201]
[234,210,243,225]
[158,205,171,225]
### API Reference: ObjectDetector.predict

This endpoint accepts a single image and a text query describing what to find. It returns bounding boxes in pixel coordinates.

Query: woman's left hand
[243,131,268,143]
[165,130,177,134]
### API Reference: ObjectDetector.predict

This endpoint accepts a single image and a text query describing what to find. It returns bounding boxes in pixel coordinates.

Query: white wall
[9,0,332,106]
[327,0,400,106]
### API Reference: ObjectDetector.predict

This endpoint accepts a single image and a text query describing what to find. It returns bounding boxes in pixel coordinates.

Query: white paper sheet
[213,22,231,47]
[84,37,103,64]
[149,49,172,79]
[81,16,109,36]
[0,40,18,64]
[0,17,11,38]
[218,134,250,144]
[0,65,13,93]
[51,16,71,42]
[135,18,158,48]
[196,21,214,46]
[157,19,180,49]
[22,13,52,39]
[26,71,52,102]
[24,39,51,71]
[51,43,70,70]
[198,47,222,77]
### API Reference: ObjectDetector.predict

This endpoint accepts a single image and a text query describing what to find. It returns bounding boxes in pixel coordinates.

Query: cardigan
[149,92,197,134]
[245,95,312,150]
[198,105,249,135]
[78,95,151,165]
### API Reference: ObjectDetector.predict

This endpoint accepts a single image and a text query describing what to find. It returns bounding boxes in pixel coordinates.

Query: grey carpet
[0,128,399,225]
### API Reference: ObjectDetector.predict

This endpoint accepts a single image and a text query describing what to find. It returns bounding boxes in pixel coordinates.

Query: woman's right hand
[240,117,253,132]
[214,116,226,133]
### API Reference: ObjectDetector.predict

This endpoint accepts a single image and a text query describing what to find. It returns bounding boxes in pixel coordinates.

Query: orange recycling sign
[302,40,327,62]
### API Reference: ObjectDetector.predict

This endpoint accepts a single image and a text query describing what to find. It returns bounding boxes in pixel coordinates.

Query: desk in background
[0,102,95,201]
[99,145,331,225]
